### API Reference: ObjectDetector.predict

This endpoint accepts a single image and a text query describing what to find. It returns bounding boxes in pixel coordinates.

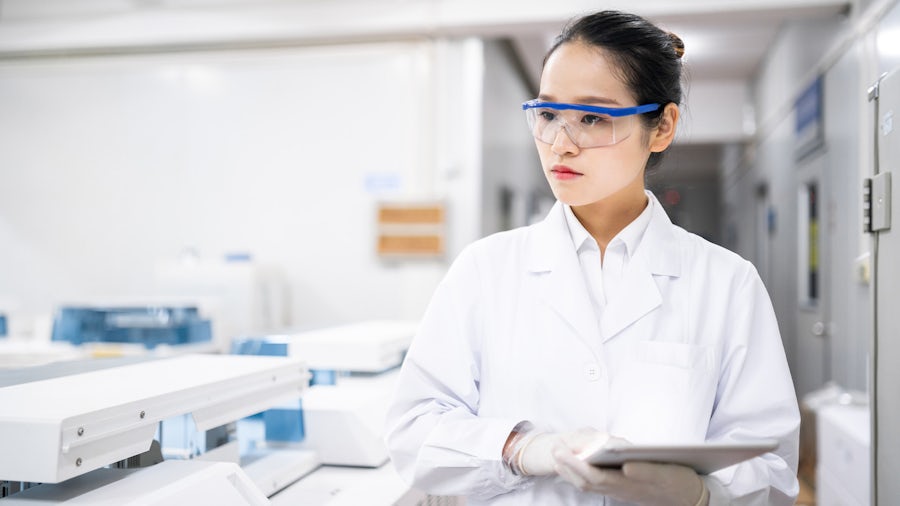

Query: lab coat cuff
[486,418,536,491]
[702,475,730,506]
[491,460,534,492]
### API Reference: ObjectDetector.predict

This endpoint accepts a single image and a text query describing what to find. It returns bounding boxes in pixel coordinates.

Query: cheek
[605,138,652,173]
[582,147,643,175]
[535,142,553,169]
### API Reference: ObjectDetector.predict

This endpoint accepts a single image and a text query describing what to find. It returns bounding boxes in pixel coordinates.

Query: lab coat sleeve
[704,261,801,505]
[383,245,530,499]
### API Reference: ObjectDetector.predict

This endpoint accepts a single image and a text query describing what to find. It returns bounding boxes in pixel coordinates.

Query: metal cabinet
[868,67,900,506]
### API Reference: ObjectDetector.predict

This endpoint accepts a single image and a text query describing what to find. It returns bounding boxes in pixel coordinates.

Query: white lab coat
[384,194,800,505]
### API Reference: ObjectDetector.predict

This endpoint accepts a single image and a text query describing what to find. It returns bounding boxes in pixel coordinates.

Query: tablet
[576,440,779,475]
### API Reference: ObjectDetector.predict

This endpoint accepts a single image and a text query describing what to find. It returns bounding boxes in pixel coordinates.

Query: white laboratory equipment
[298,369,400,467]
[1,302,221,370]
[816,402,870,506]
[0,307,84,370]
[232,320,429,504]
[0,300,225,371]
[0,354,308,504]
[0,338,85,370]
[0,461,269,506]
[0,320,431,505]
[155,253,289,349]
[233,320,416,465]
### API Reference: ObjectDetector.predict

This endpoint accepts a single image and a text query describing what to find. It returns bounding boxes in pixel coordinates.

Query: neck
[571,189,648,255]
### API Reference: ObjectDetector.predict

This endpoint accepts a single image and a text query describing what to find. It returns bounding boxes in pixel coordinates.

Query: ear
[649,103,679,152]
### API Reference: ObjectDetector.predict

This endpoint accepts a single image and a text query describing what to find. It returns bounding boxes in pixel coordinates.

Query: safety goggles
[522,100,660,148]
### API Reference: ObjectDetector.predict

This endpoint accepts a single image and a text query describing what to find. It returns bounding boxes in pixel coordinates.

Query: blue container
[0,314,7,337]
[51,306,212,349]
[230,338,288,358]
[263,403,305,442]
[231,335,338,442]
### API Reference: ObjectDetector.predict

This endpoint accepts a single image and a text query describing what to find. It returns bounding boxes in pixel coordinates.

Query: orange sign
[377,203,445,257]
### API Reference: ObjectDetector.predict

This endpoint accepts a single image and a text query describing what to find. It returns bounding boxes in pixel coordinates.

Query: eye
[581,114,611,126]
[537,110,557,122]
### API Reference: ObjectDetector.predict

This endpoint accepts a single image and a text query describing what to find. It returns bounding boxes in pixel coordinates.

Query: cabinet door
[873,67,900,506]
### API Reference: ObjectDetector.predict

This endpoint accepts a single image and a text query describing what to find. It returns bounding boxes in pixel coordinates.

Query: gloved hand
[553,450,708,506]
[516,432,564,475]
[512,427,624,477]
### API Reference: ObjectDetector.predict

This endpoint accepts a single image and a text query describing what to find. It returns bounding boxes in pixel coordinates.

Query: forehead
[539,42,635,105]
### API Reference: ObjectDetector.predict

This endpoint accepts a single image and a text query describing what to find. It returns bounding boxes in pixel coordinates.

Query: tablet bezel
[577,440,779,475]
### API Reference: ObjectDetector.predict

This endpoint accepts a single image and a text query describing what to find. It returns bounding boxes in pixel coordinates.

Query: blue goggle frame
[521,100,661,117]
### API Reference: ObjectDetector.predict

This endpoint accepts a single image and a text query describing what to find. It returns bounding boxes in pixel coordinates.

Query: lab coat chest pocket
[608,340,717,443]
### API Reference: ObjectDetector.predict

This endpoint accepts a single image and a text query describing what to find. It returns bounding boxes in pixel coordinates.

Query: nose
[550,124,580,156]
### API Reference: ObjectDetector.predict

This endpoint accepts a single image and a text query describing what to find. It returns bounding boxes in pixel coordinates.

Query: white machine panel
[276,320,417,372]
[0,460,269,505]
[271,464,417,506]
[0,354,308,483]
[242,448,319,497]
[298,371,398,467]
[0,339,85,370]
[816,403,870,506]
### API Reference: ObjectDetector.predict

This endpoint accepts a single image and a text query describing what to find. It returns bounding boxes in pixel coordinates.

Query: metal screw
[77,427,84,437]
[139,411,146,419]
[75,458,82,467]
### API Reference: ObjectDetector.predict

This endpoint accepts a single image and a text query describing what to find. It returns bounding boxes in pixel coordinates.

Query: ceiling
[0,0,853,78]
[0,0,851,183]
[504,2,851,92]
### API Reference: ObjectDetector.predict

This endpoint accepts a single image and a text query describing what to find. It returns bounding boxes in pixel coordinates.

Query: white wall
[681,79,751,143]
[0,40,485,338]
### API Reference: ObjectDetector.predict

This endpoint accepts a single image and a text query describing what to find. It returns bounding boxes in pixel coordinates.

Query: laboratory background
[0,0,896,504]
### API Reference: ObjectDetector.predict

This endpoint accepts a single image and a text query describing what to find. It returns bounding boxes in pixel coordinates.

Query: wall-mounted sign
[795,76,824,161]
[376,202,445,258]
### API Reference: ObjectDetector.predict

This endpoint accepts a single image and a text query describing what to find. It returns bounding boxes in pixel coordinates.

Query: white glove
[516,432,564,475]
[512,427,623,477]
[553,450,708,506]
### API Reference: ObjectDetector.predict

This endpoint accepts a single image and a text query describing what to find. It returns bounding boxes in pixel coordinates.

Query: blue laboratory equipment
[232,337,317,443]
[230,321,416,469]
[0,314,6,337]
[51,306,212,349]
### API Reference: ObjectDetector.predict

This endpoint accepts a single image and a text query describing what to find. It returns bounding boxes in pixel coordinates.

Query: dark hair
[544,10,685,168]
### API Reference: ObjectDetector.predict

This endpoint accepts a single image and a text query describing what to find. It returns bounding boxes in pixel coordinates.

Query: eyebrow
[537,94,623,106]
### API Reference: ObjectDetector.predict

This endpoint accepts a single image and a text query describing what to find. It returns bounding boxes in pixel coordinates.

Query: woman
[384,10,800,505]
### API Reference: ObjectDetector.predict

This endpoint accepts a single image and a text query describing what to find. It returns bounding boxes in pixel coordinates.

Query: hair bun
[668,32,685,59]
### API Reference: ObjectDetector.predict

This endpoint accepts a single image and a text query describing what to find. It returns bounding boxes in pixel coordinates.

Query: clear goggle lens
[522,101,660,148]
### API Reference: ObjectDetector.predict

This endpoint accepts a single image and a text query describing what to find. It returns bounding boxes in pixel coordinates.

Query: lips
[551,164,583,180]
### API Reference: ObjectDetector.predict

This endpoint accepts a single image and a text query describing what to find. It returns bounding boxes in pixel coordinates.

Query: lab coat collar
[525,191,682,343]
[527,191,681,276]
[636,190,682,278]
[563,193,654,259]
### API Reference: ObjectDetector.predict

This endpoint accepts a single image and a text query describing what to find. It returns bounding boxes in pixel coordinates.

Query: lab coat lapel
[526,202,602,349]
[600,194,682,342]
[599,253,661,341]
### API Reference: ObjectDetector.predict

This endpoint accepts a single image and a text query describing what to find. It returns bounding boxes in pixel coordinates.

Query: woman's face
[535,42,665,207]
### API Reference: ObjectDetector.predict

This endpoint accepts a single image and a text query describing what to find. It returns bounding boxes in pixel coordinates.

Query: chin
[551,190,593,207]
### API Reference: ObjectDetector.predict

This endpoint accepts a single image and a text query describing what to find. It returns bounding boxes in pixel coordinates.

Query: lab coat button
[584,362,601,381]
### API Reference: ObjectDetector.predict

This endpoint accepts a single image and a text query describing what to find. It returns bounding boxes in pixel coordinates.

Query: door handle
[812,321,826,336]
